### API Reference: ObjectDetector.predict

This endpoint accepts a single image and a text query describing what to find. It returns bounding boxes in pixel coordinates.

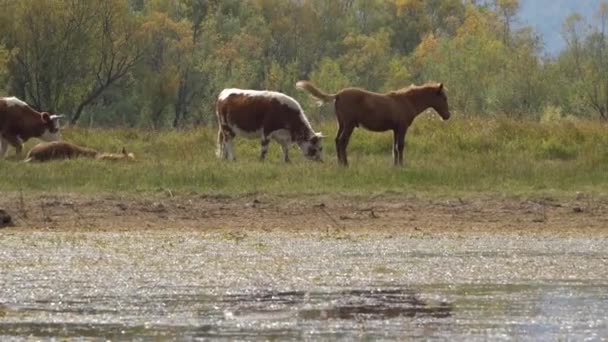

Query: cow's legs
[280,143,290,163]
[268,129,291,163]
[3,134,23,158]
[217,125,236,161]
[216,129,226,159]
[224,138,236,161]
[0,138,8,159]
[259,137,270,161]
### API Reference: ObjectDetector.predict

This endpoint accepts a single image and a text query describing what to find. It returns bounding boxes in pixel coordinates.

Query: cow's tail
[296,81,337,106]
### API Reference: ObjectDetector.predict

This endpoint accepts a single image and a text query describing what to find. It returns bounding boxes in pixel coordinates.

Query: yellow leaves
[342,30,391,66]
[382,57,412,91]
[310,58,351,93]
[141,11,194,70]
[415,33,439,61]
[0,45,8,81]
[394,0,424,17]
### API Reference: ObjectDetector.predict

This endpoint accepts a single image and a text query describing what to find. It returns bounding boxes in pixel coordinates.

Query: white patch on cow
[297,134,324,161]
[269,129,292,145]
[219,88,305,114]
[3,97,28,108]
[39,129,60,142]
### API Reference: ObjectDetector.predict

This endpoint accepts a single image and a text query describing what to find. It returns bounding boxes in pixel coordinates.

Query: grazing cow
[216,88,324,162]
[24,141,135,162]
[296,81,451,166]
[0,97,62,159]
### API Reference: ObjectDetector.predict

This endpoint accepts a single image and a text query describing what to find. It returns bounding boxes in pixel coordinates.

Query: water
[0,231,607,340]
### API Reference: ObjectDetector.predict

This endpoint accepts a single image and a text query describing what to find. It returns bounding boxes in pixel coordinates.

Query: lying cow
[0,96,62,159]
[216,88,324,162]
[24,141,135,162]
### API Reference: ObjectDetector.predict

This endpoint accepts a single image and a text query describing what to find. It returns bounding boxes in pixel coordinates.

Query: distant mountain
[518,0,602,55]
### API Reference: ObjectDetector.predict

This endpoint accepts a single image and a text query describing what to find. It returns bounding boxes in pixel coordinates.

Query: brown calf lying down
[24,141,135,162]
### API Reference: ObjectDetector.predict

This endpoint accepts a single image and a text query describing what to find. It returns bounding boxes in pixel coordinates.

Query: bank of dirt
[0,192,606,236]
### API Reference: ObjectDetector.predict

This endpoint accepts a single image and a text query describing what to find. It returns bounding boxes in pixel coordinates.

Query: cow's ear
[42,112,51,122]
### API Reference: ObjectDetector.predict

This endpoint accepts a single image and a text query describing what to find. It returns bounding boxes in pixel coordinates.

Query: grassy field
[1,116,607,196]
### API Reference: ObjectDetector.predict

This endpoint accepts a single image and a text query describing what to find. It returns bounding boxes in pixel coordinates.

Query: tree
[2,0,142,123]
[137,11,193,128]
[71,0,144,124]
[561,3,608,120]
[494,0,520,45]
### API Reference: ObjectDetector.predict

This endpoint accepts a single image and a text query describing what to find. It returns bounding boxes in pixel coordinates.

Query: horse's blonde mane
[394,82,441,94]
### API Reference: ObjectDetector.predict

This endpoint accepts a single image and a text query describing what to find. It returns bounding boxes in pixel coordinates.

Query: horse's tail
[296,81,336,105]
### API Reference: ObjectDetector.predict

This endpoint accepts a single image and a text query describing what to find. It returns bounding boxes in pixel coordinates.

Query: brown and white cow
[0,97,62,159]
[216,88,324,162]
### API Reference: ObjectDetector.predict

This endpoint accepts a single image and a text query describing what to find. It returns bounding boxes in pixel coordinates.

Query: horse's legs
[393,127,407,166]
[335,124,345,164]
[337,123,355,166]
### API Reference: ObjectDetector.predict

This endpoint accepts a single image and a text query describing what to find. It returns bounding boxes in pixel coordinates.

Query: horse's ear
[438,83,443,94]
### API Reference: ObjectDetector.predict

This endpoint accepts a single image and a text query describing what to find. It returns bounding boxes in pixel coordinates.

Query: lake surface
[1,231,607,340]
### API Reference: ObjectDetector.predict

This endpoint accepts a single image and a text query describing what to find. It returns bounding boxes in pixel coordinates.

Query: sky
[518,0,603,55]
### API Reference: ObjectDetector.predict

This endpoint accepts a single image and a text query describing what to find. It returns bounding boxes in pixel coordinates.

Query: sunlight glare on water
[0,232,607,340]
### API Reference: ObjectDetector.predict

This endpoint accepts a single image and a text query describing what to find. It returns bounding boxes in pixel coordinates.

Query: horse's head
[431,83,451,121]
[299,132,325,162]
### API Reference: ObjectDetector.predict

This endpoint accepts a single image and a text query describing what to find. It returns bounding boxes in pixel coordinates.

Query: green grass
[1,116,608,196]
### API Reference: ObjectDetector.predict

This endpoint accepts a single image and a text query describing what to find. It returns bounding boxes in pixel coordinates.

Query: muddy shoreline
[1,192,607,339]
[0,192,606,236]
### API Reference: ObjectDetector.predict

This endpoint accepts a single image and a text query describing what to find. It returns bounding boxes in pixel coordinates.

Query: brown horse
[296,81,451,166]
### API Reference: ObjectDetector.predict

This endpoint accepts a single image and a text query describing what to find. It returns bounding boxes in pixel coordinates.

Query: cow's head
[40,113,63,142]
[299,132,325,162]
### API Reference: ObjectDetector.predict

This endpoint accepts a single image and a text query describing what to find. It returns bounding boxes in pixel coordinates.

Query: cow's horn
[50,114,64,120]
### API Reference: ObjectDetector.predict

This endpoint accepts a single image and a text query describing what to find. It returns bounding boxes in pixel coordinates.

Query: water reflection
[2,284,607,340]
[224,288,451,320]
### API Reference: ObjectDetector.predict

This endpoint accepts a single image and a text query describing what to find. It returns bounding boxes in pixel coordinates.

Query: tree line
[1,0,608,128]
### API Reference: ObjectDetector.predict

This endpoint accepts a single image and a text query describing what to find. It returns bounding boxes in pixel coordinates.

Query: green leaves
[0,0,604,126]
